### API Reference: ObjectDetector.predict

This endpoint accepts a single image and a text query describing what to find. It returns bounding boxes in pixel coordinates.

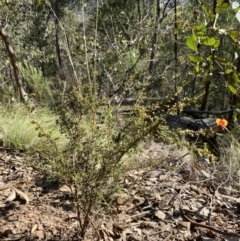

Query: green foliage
[186,33,198,52]
[19,61,54,104]
[33,84,183,238]
[185,0,239,96]
[1,4,240,241]
[0,104,66,149]
[216,0,230,14]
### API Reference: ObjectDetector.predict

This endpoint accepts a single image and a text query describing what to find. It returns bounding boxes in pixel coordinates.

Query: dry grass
[126,139,194,170]
[0,104,67,150]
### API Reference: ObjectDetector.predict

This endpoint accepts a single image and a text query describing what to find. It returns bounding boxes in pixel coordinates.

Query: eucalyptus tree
[0,0,30,102]
[89,0,240,120]
[0,0,82,103]
[83,0,178,99]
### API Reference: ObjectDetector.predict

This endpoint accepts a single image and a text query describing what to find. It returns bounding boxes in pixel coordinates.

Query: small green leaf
[234,185,240,190]
[194,24,206,35]
[214,40,220,48]
[217,57,229,65]
[227,70,238,94]
[228,84,237,94]
[232,71,239,84]
[195,23,206,31]
[216,0,230,13]
[229,30,239,40]
[202,37,217,46]
[195,63,200,73]
[0,0,5,7]
[188,55,203,63]
[186,33,198,52]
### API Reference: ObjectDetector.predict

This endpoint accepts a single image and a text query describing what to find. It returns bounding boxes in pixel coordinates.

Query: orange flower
[216,118,228,130]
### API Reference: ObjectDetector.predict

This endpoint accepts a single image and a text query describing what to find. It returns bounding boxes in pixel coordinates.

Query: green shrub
[19,61,54,104]
[34,85,179,238]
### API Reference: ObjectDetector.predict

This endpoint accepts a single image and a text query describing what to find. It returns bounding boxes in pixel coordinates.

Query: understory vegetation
[1,0,240,238]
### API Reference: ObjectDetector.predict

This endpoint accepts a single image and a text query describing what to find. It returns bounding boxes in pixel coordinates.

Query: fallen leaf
[31,223,38,234]
[178,221,191,231]
[59,185,72,193]
[200,207,210,217]
[155,210,166,220]
[116,194,131,205]
[159,221,171,232]
[68,212,78,219]
[4,188,16,203]
[15,188,29,204]
[35,230,45,240]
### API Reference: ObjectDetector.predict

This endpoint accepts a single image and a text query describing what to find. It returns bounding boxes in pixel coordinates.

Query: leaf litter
[0,141,240,240]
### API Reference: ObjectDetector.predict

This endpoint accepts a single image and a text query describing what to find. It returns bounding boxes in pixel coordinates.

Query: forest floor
[0,141,240,241]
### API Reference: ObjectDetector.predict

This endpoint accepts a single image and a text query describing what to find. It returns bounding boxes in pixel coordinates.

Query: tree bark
[174,0,178,91]
[200,80,210,111]
[55,20,63,70]
[148,0,161,75]
[0,24,27,102]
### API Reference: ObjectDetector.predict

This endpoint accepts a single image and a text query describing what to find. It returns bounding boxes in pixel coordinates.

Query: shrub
[34,84,178,238]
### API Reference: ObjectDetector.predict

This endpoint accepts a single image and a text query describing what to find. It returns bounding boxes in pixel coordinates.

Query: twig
[123,210,153,221]
[215,192,240,203]
[180,207,240,238]
[183,108,234,115]
[163,231,173,241]
[49,6,79,86]
[86,213,101,241]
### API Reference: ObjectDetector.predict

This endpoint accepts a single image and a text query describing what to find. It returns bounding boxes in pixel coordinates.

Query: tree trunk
[0,24,27,102]
[55,20,63,70]
[148,0,161,75]
[174,0,178,91]
[200,80,210,111]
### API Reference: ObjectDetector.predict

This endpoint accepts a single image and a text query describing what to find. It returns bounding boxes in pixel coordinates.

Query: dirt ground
[0,142,240,241]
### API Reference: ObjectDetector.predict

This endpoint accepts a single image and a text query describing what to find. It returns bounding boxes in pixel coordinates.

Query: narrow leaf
[202,37,217,46]
[195,63,200,73]
[214,40,221,48]
[16,188,30,204]
[216,57,229,65]
[188,55,203,63]
[229,30,239,42]
[232,71,239,85]
[228,84,237,95]
[4,188,16,203]
[31,224,38,234]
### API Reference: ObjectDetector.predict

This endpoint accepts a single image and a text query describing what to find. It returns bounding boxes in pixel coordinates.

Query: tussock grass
[0,104,67,150]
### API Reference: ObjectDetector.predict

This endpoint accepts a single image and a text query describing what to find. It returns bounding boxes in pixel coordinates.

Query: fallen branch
[180,207,240,238]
